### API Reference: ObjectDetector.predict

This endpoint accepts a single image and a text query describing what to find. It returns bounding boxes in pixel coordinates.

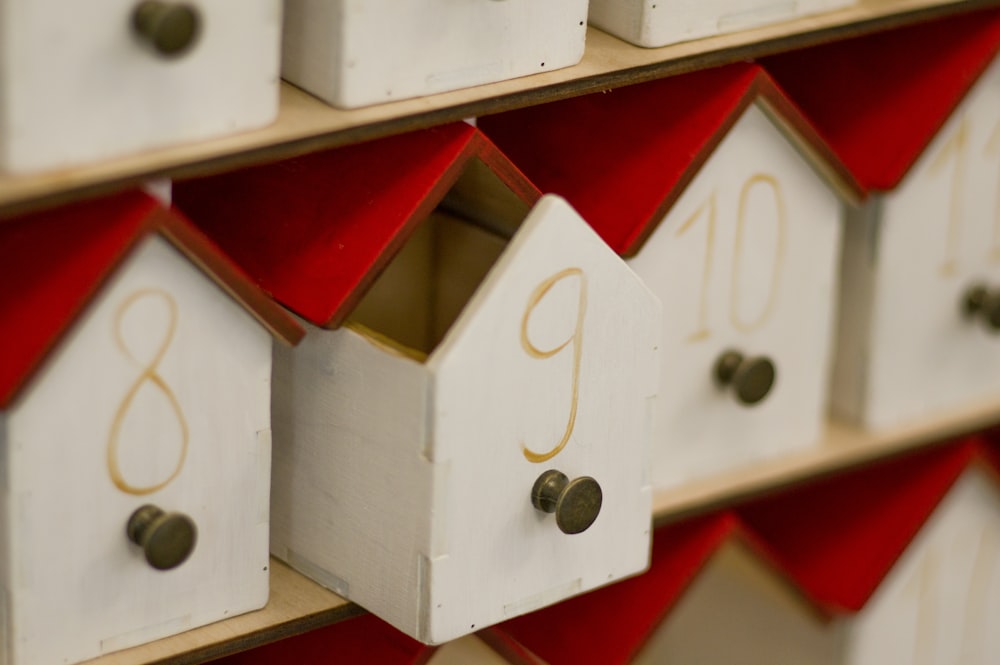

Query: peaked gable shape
[478,62,859,256]
[738,438,991,613]
[762,8,1000,191]
[174,123,542,328]
[0,190,304,410]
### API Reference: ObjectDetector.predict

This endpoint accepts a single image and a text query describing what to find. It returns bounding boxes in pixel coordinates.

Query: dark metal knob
[531,470,602,535]
[127,504,197,571]
[963,284,1000,333]
[714,350,776,406]
[132,1,201,58]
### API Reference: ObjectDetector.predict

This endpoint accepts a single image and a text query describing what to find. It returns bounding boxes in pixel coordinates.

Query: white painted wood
[627,102,843,490]
[831,58,1000,431]
[428,636,509,665]
[2,236,272,665]
[845,467,1000,665]
[269,194,660,644]
[640,468,1000,665]
[589,0,855,48]
[281,0,588,109]
[635,541,844,665]
[0,0,281,173]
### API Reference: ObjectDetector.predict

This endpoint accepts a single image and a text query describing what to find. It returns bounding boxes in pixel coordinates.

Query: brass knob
[963,284,1000,333]
[714,350,776,406]
[127,504,197,571]
[531,470,602,535]
[132,1,201,58]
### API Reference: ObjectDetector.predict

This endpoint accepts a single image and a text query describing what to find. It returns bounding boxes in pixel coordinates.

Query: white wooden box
[173,125,660,644]
[588,0,854,48]
[479,64,858,490]
[0,0,282,173]
[0,192,301,665]
[281,0,588,109]
[831,57,1000,431]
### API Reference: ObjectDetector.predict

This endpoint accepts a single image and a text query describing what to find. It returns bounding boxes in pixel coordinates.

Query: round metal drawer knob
[531,470,602,535]
[963,284,1000,333]
[714,350,776,406]
[127,504,197,571]
[132,1,201,58]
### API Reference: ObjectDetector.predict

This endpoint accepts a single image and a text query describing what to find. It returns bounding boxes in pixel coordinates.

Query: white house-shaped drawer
[488,438,1000,665]
[588,0,854,48]
[480,63,862,491]
[0,191,303,665]
[280,0,587,109]
[765,10,1000,432]
[0,0,281,173]
[174,123,661,645]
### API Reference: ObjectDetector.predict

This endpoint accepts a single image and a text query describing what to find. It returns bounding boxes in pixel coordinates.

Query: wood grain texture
[0,0,994,218]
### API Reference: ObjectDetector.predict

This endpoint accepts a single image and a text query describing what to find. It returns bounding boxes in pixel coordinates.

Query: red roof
[762,7,1000,191]
[487,437,999,664]
[738,437,987,612]
[478,62,860,256]
[174,123,542,328]
[0,190,304,410]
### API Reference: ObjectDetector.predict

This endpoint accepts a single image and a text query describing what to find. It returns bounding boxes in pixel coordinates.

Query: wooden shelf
[81,560,359,665]
[0,0,995,218]
[653,399,1000,524]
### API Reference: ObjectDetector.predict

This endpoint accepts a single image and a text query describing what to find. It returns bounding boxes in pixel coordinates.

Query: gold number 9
[520,268,587,464]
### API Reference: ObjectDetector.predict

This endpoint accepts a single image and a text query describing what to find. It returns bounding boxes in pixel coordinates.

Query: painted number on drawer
[107,288,190,495]
[931,116,1000,275]
[675,174,787,341]
[520,268,588,463]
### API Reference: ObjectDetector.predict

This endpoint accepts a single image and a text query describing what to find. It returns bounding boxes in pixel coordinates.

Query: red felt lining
[174,123,541,329]
[762,7,1000,191]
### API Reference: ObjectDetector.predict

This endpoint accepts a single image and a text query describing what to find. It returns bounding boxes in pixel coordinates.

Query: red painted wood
[0,190,303,410]
[209,614,434,665]
[738,438,983,612]
[478,62,857,256]
[174,123,542,328]
[762,7,1000,191]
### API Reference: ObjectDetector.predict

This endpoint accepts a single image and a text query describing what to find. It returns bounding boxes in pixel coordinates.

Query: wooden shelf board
[653,398,1000,524]
[0,0,995,218]
[81,559,360,665]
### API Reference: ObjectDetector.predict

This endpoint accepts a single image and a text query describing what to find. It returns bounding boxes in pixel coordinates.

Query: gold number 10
[676,174,787,341]
[520,268,588,464]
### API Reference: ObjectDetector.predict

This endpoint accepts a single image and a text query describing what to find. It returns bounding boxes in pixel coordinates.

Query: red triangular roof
[738,437,988,613]
[762,7,1000,191]
[174,123,542,328]
[0,190,304,410]
[478,61,860,256]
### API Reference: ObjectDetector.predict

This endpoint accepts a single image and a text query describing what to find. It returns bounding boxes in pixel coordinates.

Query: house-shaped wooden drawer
[175,123,661,644]
[281,0,587,108]
[588,0,854,48]
[488,438,1000,665]
[0,0,281,173]
[766,9,1000,432]
[481,63,861,490]
[0,191,302,665]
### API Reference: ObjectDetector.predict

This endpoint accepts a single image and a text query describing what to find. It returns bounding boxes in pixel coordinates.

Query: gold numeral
[107,289,189,495]
[520,268,587,464]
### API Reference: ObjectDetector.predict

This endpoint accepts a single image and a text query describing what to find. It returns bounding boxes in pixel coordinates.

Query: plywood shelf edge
[0,0,996,218]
